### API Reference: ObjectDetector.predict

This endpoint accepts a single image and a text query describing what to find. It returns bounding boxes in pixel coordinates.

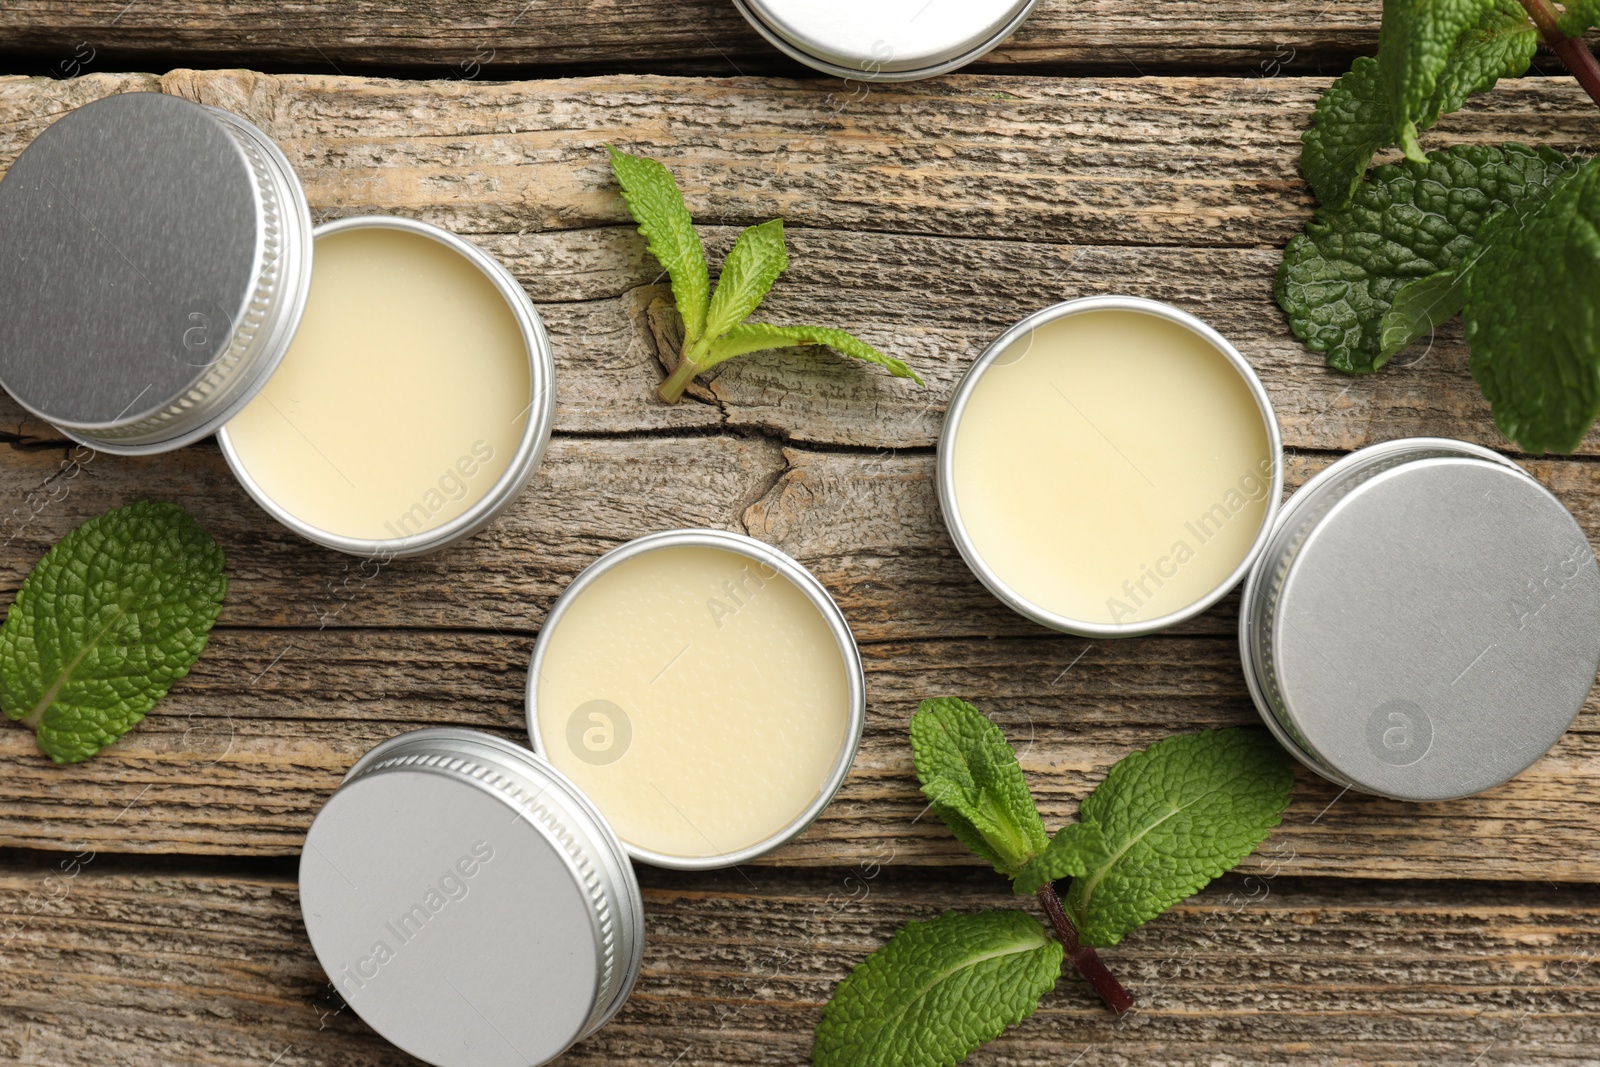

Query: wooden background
[1,3,1599,1065]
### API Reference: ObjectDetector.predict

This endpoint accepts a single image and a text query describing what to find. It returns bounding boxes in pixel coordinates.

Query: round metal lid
[0,92,312,452]
[299,729,644,1067]
[734,0,1037,79]
[1271,455,1600,800]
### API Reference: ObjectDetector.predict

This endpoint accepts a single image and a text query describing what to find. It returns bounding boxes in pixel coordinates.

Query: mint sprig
[606,146,922,403]
[1281,0,1600,453]
[813,699,1295,1067]
[0,501,227,763]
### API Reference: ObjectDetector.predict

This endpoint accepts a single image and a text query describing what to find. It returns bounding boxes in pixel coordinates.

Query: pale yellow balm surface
[536,545,852,860]
[952,309,1272,626]
[225,226,530,540]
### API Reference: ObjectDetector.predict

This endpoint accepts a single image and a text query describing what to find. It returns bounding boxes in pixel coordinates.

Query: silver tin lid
[0,92,313,455]
[526,528,867,870]
[733,0,1037,80]
[1240,438,1600,801]
[299,729,645,1067]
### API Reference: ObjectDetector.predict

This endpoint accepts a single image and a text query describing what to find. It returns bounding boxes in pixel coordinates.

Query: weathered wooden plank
[0,625,1594,882]
[8,72,1600,454]
[0,1,1390,76]
[0,861,1596,1066]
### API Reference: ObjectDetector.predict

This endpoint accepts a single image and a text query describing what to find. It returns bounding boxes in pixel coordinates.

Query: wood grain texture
[0,1,1388,75]
[0,860,1596,1066]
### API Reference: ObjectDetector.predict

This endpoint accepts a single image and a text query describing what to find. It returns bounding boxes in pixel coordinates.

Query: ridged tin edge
[524,528,868,871]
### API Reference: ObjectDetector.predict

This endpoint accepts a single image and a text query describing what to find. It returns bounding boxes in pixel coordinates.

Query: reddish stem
[1519,0,1600,108]
[1035,884,1135,1015]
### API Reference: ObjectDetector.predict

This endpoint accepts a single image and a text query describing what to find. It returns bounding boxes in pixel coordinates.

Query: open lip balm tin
[732,0,1039,81]
[526,528,867,869]
[938,295,1284,638]
[1239,437,1600,801]
[0,92,555,558]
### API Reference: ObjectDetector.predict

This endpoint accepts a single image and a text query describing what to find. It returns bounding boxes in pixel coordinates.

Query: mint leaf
[1277,143,1580,372]
[694,219,788,362]
[1302,3,1535,208]
[813,910,1063,1067]
[911,697,1048,878]
[1014,822,1106,897]
[1559,0,1600,36]
[1301,57,1393,210]
[608,146,711,352]
[1464,156,1600,454]
[1378,0,1498,159]
[703,322,924,383]
[1063,729,1293,948]
[0,501,227,763]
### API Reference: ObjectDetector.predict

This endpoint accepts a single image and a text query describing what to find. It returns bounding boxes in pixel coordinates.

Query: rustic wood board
[1,860,1597,1066]
[1,47,1599,1067]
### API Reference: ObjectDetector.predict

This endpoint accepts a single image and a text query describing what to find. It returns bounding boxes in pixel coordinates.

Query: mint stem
[658,354,703,403]
[1034,884,1135,1015]
[1519,0,1600,109]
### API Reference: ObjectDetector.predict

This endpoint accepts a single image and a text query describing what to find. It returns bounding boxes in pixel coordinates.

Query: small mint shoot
[605,147,921,403]
[817,702,1295,1064]
[0,501,227,763]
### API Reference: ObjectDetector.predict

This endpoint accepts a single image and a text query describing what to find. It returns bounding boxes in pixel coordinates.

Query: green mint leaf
[702,322,924,383]
[1301,57,1393,210]
[1559,0,1600,36]
[1013,822,1107,897]
[813,909,1063,1067]
[1063,728,1293,948]
[1378,0,1498,159]
[1302,2,1534,209]
[0,501,227,763]
[1464,156,1600,454]
[1277,143,1580,373]
[1379,268,1466,359]
[910,697,1048,878]
[696,219,789,360]
[607,146,711,351]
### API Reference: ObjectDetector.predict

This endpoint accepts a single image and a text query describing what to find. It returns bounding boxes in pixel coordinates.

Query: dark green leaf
[1014,822,1107,897]
[813,910,1063,1067]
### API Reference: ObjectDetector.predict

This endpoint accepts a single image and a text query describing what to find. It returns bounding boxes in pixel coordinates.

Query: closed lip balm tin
[299,728,644,1067]
[732,0,1038,81]
[1239,437,1600,801]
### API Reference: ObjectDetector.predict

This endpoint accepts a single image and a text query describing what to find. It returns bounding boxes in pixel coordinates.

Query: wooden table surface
[2,4,1599,1065]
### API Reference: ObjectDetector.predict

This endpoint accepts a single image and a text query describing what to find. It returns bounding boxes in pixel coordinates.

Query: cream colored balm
[951,308,1273,627]
[224,226,531,540]
[535,545,853,860]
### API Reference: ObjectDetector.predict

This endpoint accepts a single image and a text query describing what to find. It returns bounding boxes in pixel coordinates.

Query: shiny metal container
[1239,437,1600,800]
[0,92,313,454]
[938,295,1285,639]
[300,728,644,1067]
[733,0,1038,81]
[526,528,867,870]
[215,215,555,559]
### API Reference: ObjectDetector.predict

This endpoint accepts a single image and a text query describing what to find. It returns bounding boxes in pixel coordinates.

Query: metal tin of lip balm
[526,528,867,870]
[938,295,1285,639]
[214,215,556,559]
[0,92,313,455]
[1239,437,1600,801]
[299,728,645,1067]
[732,0,1038,81]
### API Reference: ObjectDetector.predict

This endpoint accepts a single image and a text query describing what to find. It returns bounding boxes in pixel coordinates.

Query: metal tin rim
[217,214,556,559]
[937,294,1285,639]
[731,0,1038,81]
[1236,437,1535,800]
[31,102,315,455]
[524,528,867,870]
[334,727,646,1045]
